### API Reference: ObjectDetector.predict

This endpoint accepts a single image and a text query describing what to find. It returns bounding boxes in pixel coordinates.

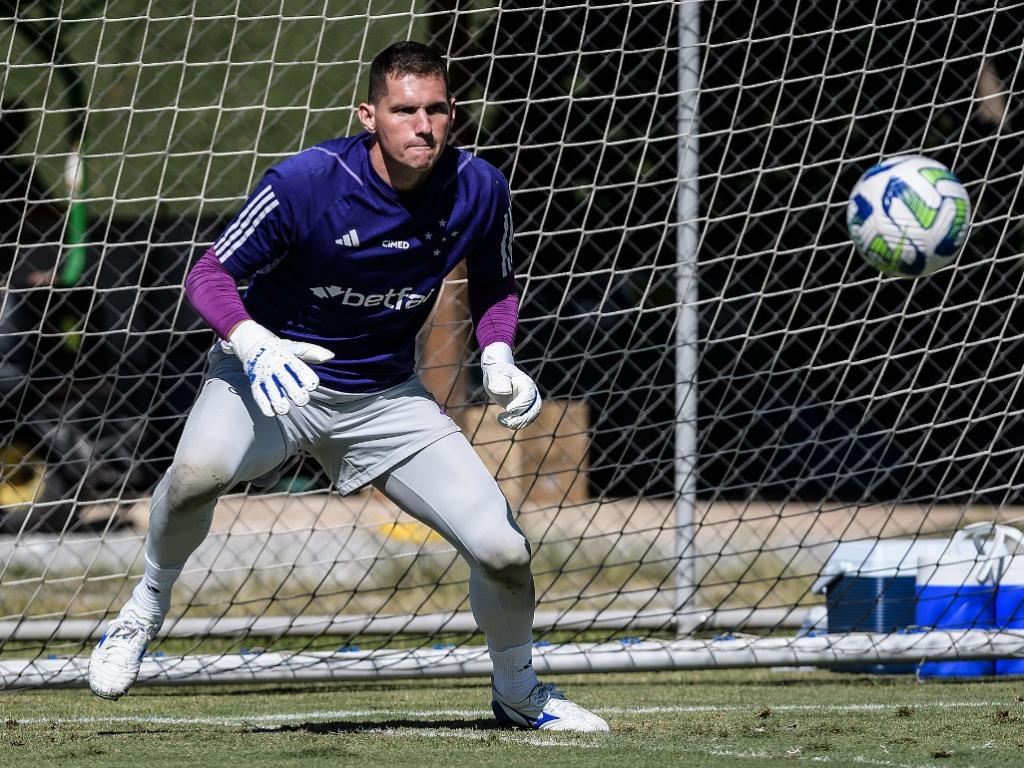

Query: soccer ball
[846,155,970,277]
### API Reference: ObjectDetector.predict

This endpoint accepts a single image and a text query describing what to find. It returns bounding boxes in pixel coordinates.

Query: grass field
[3,669,1024,767]
[3,0,431,218]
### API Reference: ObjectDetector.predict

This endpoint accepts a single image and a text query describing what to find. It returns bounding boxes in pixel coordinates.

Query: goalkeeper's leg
[372,433,608,732]
[89,352,292,700]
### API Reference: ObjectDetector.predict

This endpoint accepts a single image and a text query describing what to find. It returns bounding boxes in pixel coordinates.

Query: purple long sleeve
[185,248,251,340]
[469,272,518,349]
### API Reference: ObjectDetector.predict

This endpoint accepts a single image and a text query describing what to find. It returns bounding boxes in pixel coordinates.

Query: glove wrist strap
[228,319,274,359]
[482,341,515,366]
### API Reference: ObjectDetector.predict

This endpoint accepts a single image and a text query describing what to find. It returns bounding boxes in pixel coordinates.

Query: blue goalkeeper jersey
[212,132,514,392]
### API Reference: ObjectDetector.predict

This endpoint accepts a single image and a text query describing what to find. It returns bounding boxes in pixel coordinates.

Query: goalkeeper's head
[367,42,450,104]
[358,42,454,190]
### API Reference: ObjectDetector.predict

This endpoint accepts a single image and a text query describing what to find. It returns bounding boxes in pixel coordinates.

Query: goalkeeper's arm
[467,270,542,431]
[185,249,332,417]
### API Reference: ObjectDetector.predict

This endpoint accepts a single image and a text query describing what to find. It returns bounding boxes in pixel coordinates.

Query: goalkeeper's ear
[358,101,376,134]
[446,96,457,139]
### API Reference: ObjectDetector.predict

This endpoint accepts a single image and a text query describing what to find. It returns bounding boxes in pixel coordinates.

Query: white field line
[327,728,603,748]
[6,700,1019,728]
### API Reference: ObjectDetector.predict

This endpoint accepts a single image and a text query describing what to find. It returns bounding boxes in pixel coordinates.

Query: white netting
[3,1,1024,688]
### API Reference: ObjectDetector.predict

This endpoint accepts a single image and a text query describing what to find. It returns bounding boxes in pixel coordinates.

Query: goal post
[3,1,1024,689]
[674,0,700,635]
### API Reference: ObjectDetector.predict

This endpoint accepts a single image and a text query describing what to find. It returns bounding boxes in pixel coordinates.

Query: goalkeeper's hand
[227,320,334,418]
[481,342,542,430]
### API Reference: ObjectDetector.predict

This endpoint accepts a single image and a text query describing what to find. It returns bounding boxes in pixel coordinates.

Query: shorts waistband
[311,375,420,405]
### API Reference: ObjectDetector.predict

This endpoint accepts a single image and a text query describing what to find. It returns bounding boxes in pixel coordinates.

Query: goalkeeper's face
[359,73,455,190]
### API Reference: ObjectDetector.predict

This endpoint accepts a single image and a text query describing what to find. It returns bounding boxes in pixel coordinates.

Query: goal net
[3,0,1024,689]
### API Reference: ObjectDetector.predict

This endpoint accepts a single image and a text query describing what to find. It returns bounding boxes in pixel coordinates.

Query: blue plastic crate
[826,574,917,674]
[815,538,947,675]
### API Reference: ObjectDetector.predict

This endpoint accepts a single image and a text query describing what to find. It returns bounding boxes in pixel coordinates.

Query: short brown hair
[368,42,449,103]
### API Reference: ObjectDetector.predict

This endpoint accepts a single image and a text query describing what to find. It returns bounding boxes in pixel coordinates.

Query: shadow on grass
[247,718,499,733]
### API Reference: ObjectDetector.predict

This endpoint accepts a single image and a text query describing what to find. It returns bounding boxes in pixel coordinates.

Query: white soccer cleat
[491,682,610,732]
[88,608,161,701]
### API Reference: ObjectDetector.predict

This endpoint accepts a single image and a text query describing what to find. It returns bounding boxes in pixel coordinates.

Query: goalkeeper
[88,41,608,733]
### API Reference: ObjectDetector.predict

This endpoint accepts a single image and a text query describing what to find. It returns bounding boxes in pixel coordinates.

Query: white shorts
[203,346,461,494]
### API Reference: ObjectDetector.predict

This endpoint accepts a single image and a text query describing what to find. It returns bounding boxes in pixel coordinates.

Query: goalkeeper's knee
[471,526,532,585]
[165,460,234,510]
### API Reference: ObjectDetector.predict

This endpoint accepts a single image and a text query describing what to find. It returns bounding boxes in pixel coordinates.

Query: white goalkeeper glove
[226,320,333,418]
[481,342,542,430]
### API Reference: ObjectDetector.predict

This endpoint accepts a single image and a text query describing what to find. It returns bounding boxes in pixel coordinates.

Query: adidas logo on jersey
[335,229,360,247]
[309,285,436,310]
[335,231,410,249]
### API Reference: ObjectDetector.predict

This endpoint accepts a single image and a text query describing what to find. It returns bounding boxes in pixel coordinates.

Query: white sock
[490,640,539,703]
[126,555,181,624]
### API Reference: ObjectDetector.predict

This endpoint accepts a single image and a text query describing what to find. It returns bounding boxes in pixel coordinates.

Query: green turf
[2,0,435,218]
[4,669,1024,767]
